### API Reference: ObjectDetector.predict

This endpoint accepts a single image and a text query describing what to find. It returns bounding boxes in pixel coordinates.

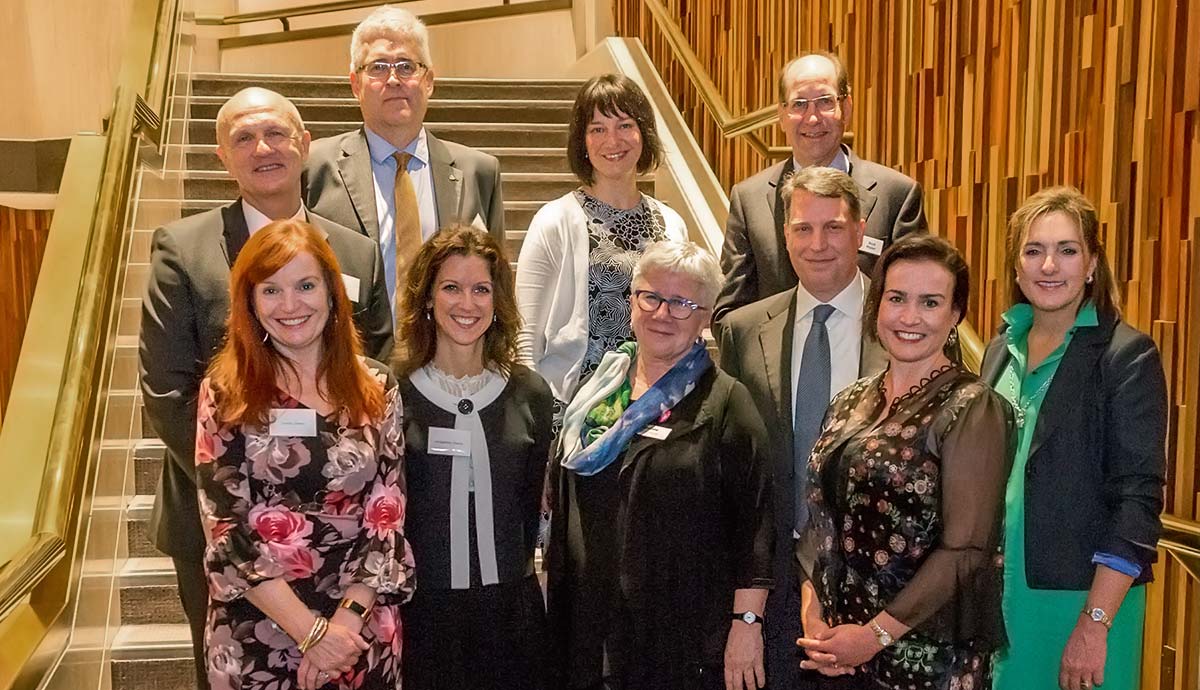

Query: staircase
[108,71,651,690]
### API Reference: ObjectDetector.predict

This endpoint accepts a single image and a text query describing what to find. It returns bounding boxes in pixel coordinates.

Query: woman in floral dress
[195,220,415,690]
[796,235,1014,689]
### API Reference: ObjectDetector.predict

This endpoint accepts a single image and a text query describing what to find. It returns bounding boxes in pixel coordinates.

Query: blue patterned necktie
[793,303,835,534]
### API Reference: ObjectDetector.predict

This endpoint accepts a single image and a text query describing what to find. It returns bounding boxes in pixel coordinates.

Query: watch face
[1090,609,1104,622]
[742,612,756,625]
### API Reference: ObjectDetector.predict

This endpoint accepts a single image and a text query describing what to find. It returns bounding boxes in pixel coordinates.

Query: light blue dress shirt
[363,126,439,311]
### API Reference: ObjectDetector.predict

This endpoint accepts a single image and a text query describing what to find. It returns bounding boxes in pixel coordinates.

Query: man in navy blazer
[714,52,926,325]
[139,87,391,690]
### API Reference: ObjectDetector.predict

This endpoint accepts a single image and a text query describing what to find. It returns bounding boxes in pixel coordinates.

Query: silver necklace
[1007,365,1054,429]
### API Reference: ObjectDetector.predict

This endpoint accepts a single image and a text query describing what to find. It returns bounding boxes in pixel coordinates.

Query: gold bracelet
[298,616,329,653]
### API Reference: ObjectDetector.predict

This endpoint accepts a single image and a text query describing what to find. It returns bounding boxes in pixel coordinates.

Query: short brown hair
[1004,186,1120,321]
[393,224,521,377]
[778,51,851,103]
[207,220,384,427]
[863,234,970,342]
[781,166,862,221]
[567,74,664,185]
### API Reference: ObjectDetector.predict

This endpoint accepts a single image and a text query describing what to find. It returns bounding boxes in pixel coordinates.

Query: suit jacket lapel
[758,292,797,448]
[1028,324,1110,460]
[220,200,250,268]
[428,132,462,226]
[846,146,880,220]
[768,160,794,282]
[338,129,381,241]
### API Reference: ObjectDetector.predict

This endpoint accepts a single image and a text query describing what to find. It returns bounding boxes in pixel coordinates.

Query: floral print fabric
[195,367,416,690]
[802,367,1012,690]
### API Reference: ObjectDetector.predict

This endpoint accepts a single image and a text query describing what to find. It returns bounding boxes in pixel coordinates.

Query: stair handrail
[0,0,181,685]
[196,0,411,28]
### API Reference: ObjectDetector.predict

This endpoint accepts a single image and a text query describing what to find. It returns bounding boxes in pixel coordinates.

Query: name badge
[637,425,672,440]
[428,426,472,457]
[269,408,318,437]
[859,236,885,256]
[341,273,361,303]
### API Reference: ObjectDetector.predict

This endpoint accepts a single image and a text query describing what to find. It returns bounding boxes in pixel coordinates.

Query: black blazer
[139,201,393,560]
[980,312,1166,589]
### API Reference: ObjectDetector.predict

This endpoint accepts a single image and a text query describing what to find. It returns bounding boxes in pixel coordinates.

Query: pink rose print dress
[796,366,1014,690]
[194,363,416,690]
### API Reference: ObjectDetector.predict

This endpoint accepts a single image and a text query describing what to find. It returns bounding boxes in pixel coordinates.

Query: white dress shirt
[241,199,305,235]
[793,146,850,174]
[364,126,439,307]
[789,271,866,423]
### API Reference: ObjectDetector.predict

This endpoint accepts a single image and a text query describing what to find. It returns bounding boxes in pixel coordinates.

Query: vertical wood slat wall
[614,1,1198,688]
[0,207,52,427]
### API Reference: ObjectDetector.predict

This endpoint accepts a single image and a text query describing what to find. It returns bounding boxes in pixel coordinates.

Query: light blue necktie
[793,304,835,533]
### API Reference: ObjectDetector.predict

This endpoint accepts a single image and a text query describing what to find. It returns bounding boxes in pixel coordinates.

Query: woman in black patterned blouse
[795,234,1015,689]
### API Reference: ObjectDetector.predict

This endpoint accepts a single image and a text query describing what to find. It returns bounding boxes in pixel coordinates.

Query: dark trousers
[403,574,548,690]
[764,547,856,690]
[172,555,212,690]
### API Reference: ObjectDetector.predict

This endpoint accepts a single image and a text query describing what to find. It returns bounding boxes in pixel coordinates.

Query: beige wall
[220,7,579,77]
[0,0,132,138]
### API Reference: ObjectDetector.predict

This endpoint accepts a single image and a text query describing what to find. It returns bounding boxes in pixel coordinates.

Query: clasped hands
[295,615,368,690]
[796,618,882,677]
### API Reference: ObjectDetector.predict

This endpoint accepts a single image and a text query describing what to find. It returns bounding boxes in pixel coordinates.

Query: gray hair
[215,87,305,145]
[632,240,723,309]
[780,166,862,222]
[350,5,432,71]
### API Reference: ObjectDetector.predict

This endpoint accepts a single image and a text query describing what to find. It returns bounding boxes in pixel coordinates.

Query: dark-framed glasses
[361,59,428,81]
[784,93,846,116]
[632,290,709,320]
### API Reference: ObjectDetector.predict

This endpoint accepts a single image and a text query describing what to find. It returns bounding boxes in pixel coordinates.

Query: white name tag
[428,426,472,457]
[269,408,318,437]
[859,236,885,256]
[469,213,488,233]
[637,425,672,440]
[341,273,361,303]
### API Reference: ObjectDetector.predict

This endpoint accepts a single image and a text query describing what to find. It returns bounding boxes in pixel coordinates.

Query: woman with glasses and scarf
[544,241,774,690]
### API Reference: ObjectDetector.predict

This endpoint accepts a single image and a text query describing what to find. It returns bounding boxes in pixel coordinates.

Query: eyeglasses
[632,290,709,320]
[360,59,428,82]
[783,93,846,116]
[227,128,299,151]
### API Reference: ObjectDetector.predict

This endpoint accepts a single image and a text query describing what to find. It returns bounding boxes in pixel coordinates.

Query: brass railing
[0,0,179,685]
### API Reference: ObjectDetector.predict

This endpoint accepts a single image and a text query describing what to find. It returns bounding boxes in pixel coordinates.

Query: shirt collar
[1002,300,1100,343]
[794,270,866,323]
[364,125,429,167]
[242,198,305,235]
[793,145,850,175]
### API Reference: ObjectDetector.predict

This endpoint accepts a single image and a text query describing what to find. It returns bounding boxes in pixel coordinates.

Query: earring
[261,330,270,344]
[493,314,497,323]
[425,309,431,321]
[946,328,960,348]
[1086,274,1094,284]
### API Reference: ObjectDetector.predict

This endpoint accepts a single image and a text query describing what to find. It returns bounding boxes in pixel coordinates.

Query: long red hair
[207,219,384,428]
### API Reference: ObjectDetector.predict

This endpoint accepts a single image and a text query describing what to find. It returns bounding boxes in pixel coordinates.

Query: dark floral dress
[195,364,416,690]
[797,367,1014,690]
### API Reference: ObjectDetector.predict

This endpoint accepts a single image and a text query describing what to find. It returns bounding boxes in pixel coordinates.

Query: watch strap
[1083,606,1113,630]
[339,597,372,623]
[869,620,894,647]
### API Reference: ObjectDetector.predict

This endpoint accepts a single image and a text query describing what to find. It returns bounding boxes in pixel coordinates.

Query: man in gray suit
[305,5,504,310]
[718,167,887,690]
[714,51,926,325]
[139,87,391,690]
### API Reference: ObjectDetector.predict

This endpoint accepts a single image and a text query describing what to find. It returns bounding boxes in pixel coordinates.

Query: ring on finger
[1080,682,1090,690]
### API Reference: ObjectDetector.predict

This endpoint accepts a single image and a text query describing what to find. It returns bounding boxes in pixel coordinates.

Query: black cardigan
[980,312,1166,589]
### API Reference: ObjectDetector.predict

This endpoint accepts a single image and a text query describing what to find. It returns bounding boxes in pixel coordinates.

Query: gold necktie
[393,151,422,308]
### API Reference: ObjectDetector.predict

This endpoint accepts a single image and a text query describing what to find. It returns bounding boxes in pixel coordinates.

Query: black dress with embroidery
[576,189,668,381]
[796,367,1014,690]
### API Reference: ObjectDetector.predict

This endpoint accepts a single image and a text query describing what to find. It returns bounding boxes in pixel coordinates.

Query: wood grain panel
[614,2,1199,687]
[0,206,51,426]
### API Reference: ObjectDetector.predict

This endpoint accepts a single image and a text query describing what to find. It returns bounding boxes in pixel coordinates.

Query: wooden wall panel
[0,206,51,426]
[615,1,1199,687]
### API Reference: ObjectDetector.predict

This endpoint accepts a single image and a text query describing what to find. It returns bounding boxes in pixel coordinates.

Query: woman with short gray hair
[545,241,774,690]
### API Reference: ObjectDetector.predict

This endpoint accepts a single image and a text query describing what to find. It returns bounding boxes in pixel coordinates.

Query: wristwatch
[1083,606,1113,630]
[869,620,895,647]
[339,597,373,623]
[731,611,764,625]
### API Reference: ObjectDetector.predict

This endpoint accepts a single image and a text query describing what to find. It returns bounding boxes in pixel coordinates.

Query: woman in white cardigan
[516,74,686,405]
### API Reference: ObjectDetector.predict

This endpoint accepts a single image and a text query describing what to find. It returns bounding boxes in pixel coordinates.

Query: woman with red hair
[195,220,415,690]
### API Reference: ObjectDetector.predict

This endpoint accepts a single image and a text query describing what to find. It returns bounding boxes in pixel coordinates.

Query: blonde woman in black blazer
[981,186,1166,690]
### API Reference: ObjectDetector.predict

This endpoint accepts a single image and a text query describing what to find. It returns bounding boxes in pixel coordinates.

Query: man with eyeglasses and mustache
[305,5,505,315]
[714,51,926,326]
[139,86,392,690]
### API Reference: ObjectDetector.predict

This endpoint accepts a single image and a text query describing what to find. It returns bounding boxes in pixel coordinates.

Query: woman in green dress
[981,186,1167,690]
